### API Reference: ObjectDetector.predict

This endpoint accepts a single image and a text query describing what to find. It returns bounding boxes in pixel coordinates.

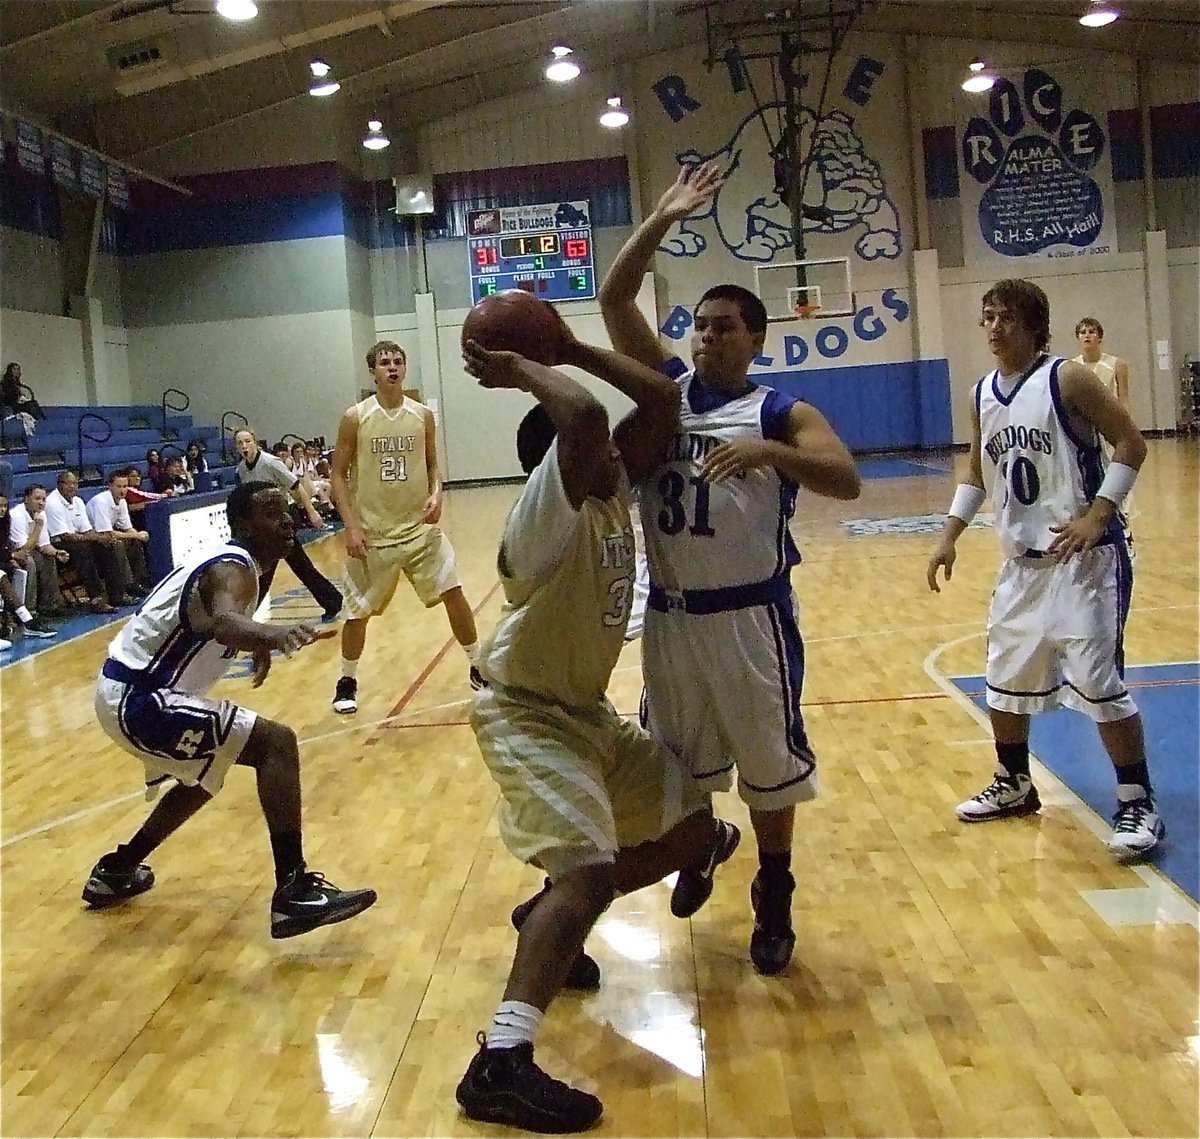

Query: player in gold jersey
[454,325,739,1135]
[330,341,481,714]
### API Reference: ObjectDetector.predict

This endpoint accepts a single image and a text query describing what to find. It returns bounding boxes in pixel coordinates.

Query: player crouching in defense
[454,325,739,1134]
[84,481,377,938]
[927,278,1163,861]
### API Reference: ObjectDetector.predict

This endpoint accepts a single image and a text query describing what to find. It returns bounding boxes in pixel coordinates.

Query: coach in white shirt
[44,471,126,612]
[8,483,71,617]
[87,470,152,596]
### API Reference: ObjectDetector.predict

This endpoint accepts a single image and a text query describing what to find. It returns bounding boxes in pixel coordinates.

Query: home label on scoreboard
[467,201,595,305]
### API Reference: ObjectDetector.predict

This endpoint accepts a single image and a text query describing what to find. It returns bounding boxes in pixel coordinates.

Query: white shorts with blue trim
[95,676,256,796]
[640,587,818,812]
[986,544,1137,722]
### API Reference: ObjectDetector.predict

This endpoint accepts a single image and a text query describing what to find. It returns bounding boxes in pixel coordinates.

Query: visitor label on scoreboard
[467,201,595,304]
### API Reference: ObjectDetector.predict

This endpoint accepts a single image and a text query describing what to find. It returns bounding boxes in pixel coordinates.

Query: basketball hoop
[793,302,822,319]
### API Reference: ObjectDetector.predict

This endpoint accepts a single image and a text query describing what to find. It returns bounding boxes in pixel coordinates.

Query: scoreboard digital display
[467,201,595,304]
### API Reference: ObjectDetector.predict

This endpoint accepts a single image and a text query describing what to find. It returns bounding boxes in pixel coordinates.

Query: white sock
[340,657,359,679]
[485,1000,542,1050]
[462,640,480,663]
[15,606,34,624]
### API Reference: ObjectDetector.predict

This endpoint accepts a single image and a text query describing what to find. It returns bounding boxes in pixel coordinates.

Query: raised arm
[463,340,609,509]
[599,161,726,369]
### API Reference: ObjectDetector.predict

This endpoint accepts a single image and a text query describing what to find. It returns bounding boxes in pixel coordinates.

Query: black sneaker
[750,869,796,976]
[22,616,57,638]
[469,664,487,691]
[456,1033,603,1134]
[82,855,155,909]
[332,675,357,714]
[670,819,740,918]
[511,879,600,991]
[270,867,376,939]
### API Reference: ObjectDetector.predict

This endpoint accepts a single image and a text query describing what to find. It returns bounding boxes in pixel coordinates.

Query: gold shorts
[340,524,459,617]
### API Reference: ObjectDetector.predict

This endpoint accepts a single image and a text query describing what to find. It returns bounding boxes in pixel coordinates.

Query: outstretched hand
[655,160,726,222]
[462,339,532,391]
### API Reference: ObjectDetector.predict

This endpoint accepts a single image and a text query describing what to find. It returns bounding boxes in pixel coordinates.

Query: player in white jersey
[329,340,481,715]
[600,161,862,975]
[927,279,1163,861]
[84,481,378,938]
[454,327,738,1135]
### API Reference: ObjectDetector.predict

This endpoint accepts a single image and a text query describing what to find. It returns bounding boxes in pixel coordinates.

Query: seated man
[87,470,152,597]
[84,480,376,939]
[0,491,57,644]
[43,471,127,611]
[8,484,72,618]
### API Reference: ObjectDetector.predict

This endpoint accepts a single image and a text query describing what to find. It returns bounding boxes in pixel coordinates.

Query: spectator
[145,449,163,487]
[154,454,191,495]
[43,470,127,611]
[1,363,46,430]
[121,466,169,515]
[87,470,152,596]
[0,492,57,644]
[185,440,209,476]
[8,484,70,618]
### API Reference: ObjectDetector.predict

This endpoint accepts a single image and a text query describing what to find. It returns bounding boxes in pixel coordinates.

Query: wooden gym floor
[2,439,1197,1138]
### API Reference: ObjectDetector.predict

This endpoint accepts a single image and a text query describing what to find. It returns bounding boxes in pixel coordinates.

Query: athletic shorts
[986,544,1137,722]
[471,684,708,879]
[640,594,818,812]
[95,675,256,795]
[340,524,459,617]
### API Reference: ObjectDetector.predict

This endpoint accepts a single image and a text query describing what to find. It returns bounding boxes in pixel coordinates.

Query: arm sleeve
[760,388,802,443]
[42,494,70,539]
[87,495,115,533]
[501,438,581,580]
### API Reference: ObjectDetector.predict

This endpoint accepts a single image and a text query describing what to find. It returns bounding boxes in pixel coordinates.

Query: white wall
[0,309,87,404]
[125,309,361,445]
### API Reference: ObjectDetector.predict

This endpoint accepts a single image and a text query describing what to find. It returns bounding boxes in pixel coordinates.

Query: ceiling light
[308,59,340,97]
[1079,3,1119,27]
[961,59,995,93]
[215,0,257,20]
[362,120,390,150]
[599,96,630,129]
[545,46,580,83]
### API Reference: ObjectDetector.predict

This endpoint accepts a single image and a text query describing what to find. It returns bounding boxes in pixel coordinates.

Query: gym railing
[220,410,248,464]
[161,387,190,440]
[76,411,112,482]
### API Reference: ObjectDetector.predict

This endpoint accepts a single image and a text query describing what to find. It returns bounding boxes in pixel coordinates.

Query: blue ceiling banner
[79,149,105,197]
[16,120,44,175]
[50,135,78,190]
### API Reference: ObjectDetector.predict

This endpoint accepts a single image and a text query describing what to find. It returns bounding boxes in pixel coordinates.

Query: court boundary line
[923,634,1200,917]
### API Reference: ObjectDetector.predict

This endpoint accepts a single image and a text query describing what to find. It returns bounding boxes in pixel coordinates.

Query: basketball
[461,289,563,366]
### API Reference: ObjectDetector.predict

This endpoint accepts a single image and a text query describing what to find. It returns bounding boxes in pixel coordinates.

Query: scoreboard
[467,201,595,305]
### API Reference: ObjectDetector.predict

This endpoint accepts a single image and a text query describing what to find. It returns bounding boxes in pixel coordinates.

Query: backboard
[755,256,855,323]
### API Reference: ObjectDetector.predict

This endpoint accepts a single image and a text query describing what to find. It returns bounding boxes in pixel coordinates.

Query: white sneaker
[0,638,11,651]
[1108,792,1164,861]
[956,770,1041,821]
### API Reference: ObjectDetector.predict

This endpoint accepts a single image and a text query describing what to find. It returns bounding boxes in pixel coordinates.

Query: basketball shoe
[456,1033,603,1134]
[956,770,1041,821]
[469,665,487,691]
[1108,791,1165,862]
[670,819,740,918]
[82,855,155,909]
[332,675,357,714]
[511,879,600,990]
[270,867,376,939]
[750,868,796,976]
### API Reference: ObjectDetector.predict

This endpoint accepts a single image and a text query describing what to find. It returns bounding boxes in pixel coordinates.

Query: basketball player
[926,279,1162,860]
[1073,317,1131,408]
[233,428,343,621]
[329,340,481,714]
[83,481,377,937]
[599,162,862,976]
[454,332,738,1134]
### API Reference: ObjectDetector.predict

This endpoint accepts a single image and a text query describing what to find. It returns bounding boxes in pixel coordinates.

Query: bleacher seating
[1,404,238,499]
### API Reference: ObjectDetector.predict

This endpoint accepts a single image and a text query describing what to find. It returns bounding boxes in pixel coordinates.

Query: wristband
[1095,461,1137,509]
[948,483,987,524]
